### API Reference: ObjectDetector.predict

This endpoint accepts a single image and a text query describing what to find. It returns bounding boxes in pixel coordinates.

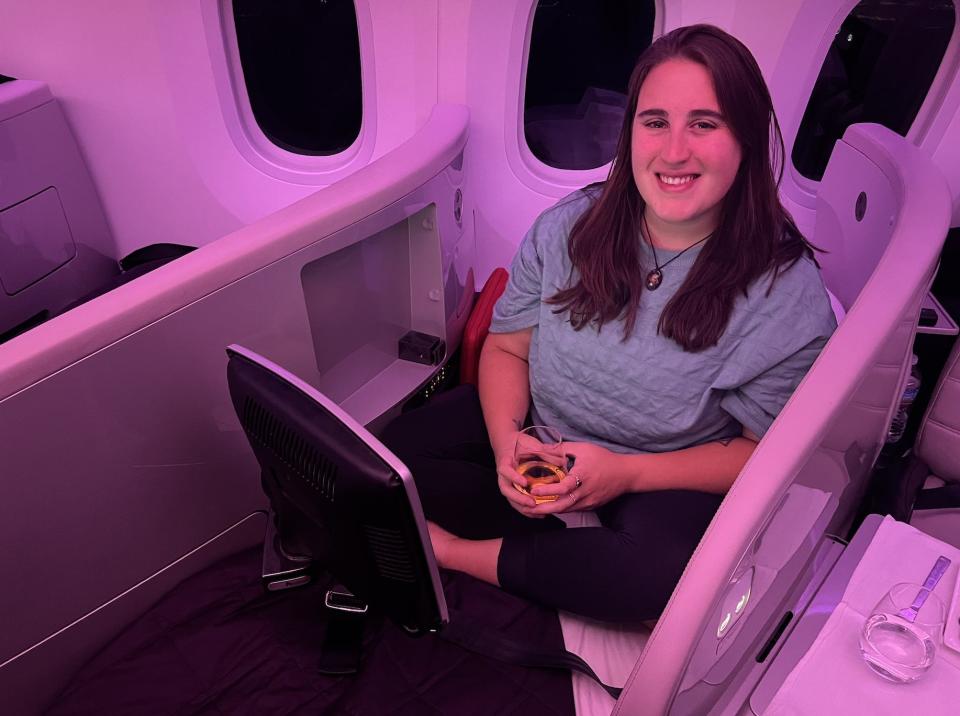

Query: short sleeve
[718,258,838,437]
[490,190,591,334]
[489,190,593,335]
[720,335,829,437]
[489,225,544,333]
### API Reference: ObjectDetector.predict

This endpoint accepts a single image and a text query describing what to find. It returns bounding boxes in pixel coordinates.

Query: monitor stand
[260,507,369,674]
[261,507,313,592]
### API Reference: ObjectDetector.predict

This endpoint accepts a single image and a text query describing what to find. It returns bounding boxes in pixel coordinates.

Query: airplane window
[524,0,656,171]
[232,0,362,156]
[792,0,956,181]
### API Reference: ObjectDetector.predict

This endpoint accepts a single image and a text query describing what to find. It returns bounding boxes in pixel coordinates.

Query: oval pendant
[645,269,663,291]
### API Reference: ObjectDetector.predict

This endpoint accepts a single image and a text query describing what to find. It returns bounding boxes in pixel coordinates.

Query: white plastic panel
[0,188,76,295]
[814,141,897,311]
[0,82,116,338]
[302,204,446,408]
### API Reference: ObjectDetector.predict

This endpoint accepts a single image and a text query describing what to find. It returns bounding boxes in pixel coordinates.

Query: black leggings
[380,385,723,623]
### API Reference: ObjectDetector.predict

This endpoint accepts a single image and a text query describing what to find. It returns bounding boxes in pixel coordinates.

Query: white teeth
[659,174,696,185]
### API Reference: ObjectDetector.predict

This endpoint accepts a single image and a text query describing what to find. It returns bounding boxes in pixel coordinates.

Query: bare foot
[426,521,459,567]
[425,521,503,586]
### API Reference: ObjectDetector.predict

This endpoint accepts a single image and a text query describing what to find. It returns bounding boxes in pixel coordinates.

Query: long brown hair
[548,24,815,351]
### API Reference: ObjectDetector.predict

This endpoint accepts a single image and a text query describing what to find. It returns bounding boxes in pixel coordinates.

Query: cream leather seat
[909,337,960,548]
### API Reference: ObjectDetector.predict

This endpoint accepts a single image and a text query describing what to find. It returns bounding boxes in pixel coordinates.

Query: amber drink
[517,460,564,503]
[514,426,565,504]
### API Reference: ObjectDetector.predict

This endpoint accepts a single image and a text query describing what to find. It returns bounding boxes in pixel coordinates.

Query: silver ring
[574,475,582,489]
[570,490,578,503]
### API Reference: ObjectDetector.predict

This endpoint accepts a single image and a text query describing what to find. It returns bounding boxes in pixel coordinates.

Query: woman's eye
[644,120,667,129]
[692,121,717,130]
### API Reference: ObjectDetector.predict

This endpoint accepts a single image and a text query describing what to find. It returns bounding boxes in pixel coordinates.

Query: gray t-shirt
[490,189,837,454]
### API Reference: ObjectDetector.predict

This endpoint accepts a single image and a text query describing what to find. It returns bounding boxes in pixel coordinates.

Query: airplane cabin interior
[2,1,960,714]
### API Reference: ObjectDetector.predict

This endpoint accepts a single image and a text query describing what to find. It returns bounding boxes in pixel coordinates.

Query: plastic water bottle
[886,354,921,444]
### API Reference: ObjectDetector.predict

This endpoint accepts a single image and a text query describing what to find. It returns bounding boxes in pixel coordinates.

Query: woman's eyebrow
[636,108,725,121]
[689,109,725,121]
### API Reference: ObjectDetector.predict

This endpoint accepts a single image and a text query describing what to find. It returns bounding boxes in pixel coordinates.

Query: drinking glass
[513,426,565,504]
[859,582,946,683]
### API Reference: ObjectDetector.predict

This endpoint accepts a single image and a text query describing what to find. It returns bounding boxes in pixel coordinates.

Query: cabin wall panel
[0,514,265,716]
[0,0,441,257]
[669,0,734,34]
[438,0,472,106]
[0,283,271,668]
[0,1,244,254]
[367,0,439,160]
[729,1,806,84]
[931,107,960,225]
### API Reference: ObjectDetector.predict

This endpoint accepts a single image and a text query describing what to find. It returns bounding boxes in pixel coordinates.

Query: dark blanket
[47,549,574,715]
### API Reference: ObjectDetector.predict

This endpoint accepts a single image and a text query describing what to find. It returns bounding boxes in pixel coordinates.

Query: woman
[382,24,836,623]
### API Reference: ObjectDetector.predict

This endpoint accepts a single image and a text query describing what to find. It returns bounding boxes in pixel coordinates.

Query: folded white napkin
[843,516,960,615]
[765,603,960,715]
[765,517,960,715]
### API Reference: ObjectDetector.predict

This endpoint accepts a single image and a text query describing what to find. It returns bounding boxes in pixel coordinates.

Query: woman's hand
[529,441,631,514]
[494,442,544,518]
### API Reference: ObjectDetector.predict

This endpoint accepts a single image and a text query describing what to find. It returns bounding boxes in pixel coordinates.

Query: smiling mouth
[657,173,700,186]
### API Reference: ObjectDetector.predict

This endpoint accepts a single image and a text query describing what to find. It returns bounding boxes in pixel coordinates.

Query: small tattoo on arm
[716,437,734,447]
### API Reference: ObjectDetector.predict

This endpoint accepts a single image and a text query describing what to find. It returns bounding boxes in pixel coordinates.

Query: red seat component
[459,268,509,386]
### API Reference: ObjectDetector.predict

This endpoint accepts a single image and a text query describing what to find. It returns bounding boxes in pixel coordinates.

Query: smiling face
[631,58,743,246]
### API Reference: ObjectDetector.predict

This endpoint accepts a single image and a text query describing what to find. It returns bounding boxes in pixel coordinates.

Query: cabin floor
[47,547,575,716]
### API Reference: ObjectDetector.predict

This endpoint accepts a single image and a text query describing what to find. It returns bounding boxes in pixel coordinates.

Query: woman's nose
[661,129,691,163]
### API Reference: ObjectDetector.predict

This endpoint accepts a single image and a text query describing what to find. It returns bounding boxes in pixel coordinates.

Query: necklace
[643,217,712,291]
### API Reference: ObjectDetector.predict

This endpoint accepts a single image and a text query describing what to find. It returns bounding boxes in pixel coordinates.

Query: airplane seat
[452,263,848,716]
[908,336,960,548]
[615,124,951,716]
[0,79,194,345]
[54,243,197,314]
[448,208,851,714]
[0,79,118,342]
[459,267,508,386]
